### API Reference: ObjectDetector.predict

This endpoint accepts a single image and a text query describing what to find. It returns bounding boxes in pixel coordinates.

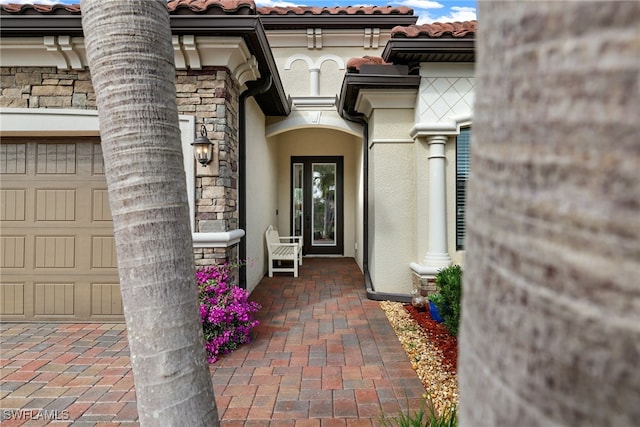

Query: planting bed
[380,301,459,414]
[404,304,458,374]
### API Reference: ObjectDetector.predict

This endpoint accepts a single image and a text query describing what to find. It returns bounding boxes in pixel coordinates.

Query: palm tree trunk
[80,1,218,425]
[460,1,640,426]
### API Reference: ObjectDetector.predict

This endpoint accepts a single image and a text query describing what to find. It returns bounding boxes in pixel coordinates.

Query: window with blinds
[456,127,471,250]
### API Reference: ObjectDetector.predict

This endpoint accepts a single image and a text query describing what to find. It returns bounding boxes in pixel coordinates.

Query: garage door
[0,138,123,321]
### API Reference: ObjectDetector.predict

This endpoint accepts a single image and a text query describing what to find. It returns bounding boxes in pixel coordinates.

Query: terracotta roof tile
[391,20,477,38]
[346,56,388,72]
[0,3,81,14]
[0,1,256,15]
[1,2,414,17]
[257,5,413,16]
[167,0,255,14]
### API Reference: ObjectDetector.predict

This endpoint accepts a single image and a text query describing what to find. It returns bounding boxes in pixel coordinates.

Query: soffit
[382,21,476,64]
[383,38,475,63]
[265,29,393,49]
[339,68,420,118]
[355,89,418,118]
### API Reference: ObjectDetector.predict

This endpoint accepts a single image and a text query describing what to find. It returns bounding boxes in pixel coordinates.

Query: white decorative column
[309,67,320,96]
[411,135,452,278]
[424,135,452,267]
[410,63,474,288]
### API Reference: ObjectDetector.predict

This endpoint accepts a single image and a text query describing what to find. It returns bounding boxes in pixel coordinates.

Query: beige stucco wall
[354,140,364,271]
[414,138,430,265]
[271,47,383,98]
[245,98,278,294]
[367,108,416,295]
[273,127,360,258]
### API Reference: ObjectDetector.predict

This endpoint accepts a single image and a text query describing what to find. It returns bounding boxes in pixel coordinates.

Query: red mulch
[404,304,458,374]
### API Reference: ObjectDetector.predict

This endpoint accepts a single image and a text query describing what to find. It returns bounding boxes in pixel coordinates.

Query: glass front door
[291,156,343,255]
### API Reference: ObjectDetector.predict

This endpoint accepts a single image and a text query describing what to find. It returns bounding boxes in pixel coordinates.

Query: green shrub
[434,265,462,336]
[427,292,445,306]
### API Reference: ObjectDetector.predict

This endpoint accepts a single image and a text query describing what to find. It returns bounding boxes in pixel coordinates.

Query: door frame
[291,156,344,256]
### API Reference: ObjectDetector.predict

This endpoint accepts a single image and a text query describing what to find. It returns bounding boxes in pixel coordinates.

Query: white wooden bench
[265,225,303,277]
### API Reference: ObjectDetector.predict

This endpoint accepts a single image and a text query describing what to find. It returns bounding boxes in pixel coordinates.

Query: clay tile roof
[0,3,81,14]
[346,56,388,72]
[0,2,415,17]
[0,1,256,15]
[391,20,477,38]
[257,5,413,16]
[167,0,255,14]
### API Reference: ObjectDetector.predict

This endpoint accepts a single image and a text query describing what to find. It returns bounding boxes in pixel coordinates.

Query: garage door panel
[93,143,105,175]
[92,283,123,316]
[92,236,117,268]
[34,282,74,316]
[0,283,25,315]
[36,189,76,221]
[1,236,25,268]
[92,189,112,221]
[0,143,26,174]
[34,236,75,268]
[36,143,76,174]
[1,189,26,221]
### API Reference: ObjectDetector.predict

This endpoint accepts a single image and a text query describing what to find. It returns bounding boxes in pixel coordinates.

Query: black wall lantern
[191,125,213,166]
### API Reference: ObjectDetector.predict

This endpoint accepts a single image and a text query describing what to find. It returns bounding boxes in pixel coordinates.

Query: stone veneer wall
[0,66,240,265]
[0,67,95,108]
[175,67,240,265]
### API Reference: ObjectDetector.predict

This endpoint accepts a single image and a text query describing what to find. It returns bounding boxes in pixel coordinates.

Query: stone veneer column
[411,134,451,280]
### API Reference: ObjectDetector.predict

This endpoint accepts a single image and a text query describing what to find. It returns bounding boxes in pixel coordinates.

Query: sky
[0,0,477,24]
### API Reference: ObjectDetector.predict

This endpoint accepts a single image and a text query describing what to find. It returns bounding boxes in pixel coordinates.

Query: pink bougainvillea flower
[197,262,261,363]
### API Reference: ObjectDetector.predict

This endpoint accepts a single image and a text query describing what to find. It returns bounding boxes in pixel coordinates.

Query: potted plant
[428,293,445,323]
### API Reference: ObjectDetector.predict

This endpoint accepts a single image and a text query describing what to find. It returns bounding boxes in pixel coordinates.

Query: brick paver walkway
[1,258,426,426]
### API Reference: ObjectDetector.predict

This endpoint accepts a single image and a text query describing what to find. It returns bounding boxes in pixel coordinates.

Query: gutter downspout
[239,76,273,289]
[340,110,411,303]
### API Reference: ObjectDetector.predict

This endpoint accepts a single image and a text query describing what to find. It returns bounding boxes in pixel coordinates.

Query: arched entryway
[272,126,362,260]
[244,106,365,291]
